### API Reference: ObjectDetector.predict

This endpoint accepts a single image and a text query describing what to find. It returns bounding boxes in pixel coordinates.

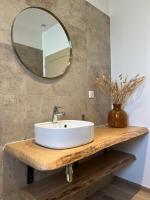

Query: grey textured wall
[0,0,111,199]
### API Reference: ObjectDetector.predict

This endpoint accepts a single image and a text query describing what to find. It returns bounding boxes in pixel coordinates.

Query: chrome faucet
[52,106,65,123]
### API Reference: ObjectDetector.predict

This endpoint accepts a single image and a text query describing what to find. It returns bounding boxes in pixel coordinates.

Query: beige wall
[87,0,110,16]
[0,0,111,199]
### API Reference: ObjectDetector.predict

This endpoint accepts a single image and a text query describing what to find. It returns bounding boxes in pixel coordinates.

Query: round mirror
[11,7,72,78]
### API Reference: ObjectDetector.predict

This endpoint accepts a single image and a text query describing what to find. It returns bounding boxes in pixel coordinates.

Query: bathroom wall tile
[26,0,86,31]
[0,0,27,45]
[0,0,111,199]
[3,152,26,197]
[55,0,86,31]
[86,2,111,125]
[0,44,24,75]
[25,0,57,10]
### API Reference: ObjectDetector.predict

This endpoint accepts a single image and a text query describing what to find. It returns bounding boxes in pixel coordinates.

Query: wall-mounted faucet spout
[52,106,65,123]
[65,164,73,183]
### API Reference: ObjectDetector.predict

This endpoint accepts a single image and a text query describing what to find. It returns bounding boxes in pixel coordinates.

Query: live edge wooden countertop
[4,126,148,171]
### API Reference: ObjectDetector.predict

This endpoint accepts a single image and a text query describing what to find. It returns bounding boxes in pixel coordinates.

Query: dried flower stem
[95,74,145,105]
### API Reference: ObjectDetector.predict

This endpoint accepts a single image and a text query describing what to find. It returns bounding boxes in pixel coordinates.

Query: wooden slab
[19,150,136,200]
[4,126,148,171]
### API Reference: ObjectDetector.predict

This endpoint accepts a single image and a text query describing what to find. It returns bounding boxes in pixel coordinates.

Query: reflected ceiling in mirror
[12,7,72,79]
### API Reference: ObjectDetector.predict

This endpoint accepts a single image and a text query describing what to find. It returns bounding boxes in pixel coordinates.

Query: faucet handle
[54,106,62,109]
[53,106,63,113]
[54,106,62,110]
[52,106,65,122]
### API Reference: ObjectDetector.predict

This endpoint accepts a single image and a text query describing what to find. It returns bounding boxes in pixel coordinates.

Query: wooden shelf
[4,126,148,171]
[19,150,136,200]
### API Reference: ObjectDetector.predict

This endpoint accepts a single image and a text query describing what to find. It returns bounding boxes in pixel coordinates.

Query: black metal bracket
[104,148,111,154]
[73,161,79,169]
[27,165,34,184]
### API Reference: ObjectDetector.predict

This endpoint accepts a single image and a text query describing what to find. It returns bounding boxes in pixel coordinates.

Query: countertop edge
[4,126,149,171]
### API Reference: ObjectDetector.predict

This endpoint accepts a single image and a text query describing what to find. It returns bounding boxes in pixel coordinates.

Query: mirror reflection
[12,7,72,78]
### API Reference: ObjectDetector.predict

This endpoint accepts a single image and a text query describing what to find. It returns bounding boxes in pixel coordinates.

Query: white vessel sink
[34,120,94,149]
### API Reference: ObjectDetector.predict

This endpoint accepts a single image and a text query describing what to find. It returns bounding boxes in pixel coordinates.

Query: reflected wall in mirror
[12,7,72,78]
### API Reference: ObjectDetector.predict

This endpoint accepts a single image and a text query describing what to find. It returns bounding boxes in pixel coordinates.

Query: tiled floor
[86,178,150,200]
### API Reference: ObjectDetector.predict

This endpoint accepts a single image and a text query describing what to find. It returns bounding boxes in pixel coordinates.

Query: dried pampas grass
[95,74,145,105]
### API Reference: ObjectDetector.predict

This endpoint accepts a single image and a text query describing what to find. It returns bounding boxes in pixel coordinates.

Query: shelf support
[27,165,34,184]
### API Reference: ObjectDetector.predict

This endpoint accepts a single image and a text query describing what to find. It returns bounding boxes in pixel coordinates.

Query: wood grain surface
[4,126,148,171]
[19,150,135,200]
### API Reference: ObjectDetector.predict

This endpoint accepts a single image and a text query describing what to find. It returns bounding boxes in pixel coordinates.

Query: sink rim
[34,120,94,130]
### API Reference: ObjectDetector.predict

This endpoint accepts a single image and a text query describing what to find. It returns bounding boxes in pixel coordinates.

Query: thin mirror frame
[11,7,73,79]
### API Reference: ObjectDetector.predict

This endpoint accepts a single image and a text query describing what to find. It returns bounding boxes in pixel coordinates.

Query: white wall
[13,24,42,49]
[42,23,69,57]
[110,0,150,188]
[87,0,110,16]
